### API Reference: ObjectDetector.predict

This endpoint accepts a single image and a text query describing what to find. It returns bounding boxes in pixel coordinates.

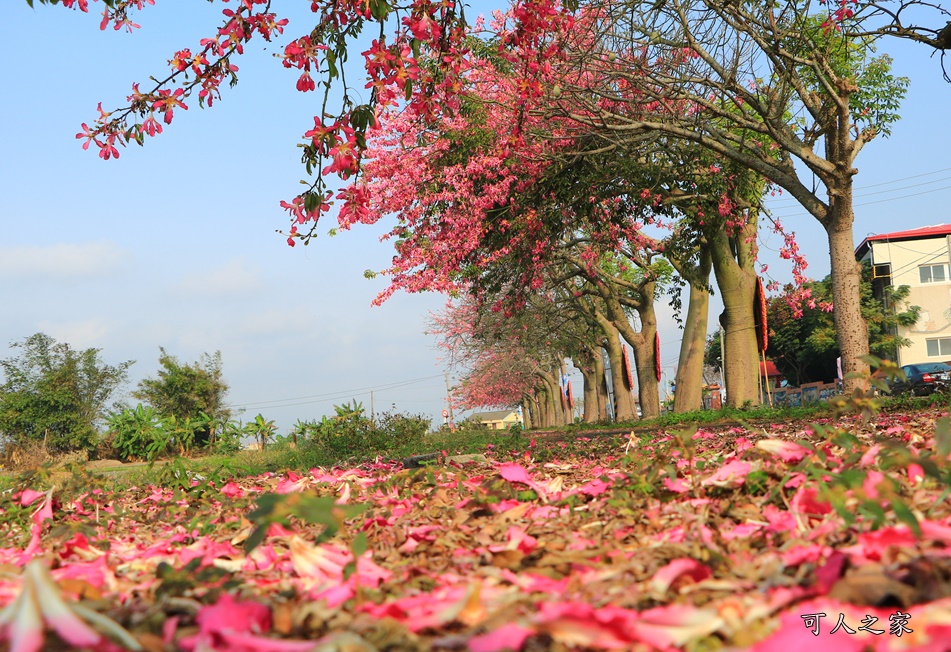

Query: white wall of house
[865,235,951,365]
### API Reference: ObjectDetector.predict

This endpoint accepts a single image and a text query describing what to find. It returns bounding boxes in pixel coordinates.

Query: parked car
[890,362,951,396]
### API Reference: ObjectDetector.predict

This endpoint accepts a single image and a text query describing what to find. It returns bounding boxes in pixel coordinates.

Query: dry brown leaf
[827,564,916,607]
[491,549,525,570]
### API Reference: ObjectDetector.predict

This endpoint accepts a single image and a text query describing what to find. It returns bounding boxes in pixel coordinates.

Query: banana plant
[244,414,277,450]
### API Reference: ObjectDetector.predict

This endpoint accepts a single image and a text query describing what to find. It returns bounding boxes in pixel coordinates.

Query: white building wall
[869,237,951,365]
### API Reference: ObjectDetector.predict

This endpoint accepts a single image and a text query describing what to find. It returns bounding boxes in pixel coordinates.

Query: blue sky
[2,2,950,431]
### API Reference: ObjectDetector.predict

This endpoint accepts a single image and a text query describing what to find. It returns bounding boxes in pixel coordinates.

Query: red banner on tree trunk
[755,277,768,353]
[621,345,634,390]
[655,333,662,383]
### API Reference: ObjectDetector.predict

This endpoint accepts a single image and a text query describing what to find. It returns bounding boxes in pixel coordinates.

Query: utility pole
[720,324,727,404]
[370,390,375,426]
[445,372,455,428]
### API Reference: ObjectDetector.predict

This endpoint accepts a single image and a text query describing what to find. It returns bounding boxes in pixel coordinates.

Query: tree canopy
[767,263,921,385]
[133,348,230,445]
[0,333,133,452]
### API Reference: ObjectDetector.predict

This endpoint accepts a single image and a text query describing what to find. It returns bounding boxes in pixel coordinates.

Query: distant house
[855,224,951,365]
[466,410,522,430]
[760,359,783,389]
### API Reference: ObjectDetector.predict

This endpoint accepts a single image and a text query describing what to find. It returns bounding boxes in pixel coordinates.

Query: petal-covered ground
[2,408,951,651]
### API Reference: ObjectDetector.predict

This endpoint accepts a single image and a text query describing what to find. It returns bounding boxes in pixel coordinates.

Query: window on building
[926,338,951,357]
[920,264,947,284]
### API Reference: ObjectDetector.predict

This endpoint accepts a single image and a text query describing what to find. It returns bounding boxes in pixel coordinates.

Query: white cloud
[174,258,265,297]
[0,241,128,278]
[35,318,113,350]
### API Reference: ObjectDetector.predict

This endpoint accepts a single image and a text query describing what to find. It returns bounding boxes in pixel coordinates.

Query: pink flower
[468,623,534,652]
[0,560,113,652]
[701,460,752,488]
[296,71,315,92]
[650,558,712,596]
[220,481,244,498]
[756,438,810,463]
[663,475,691,493]
[178,592,316,652]
[18,490,46,507]
[908,463,925,485]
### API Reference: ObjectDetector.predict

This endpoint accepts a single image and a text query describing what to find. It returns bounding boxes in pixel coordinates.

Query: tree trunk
[538,383,553,428]
[574,350,601,423]
[626,314,661,419]
[538,372,567,427]
[600,323,638,421]
[581,368,599,423]
[674,250,712,413]
[595,350,609,421]
[606,284,661,419]
[825,205,870,392]
[709,225,760,407]
[521,398,532,430]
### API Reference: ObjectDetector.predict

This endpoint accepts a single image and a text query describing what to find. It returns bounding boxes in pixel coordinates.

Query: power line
[767,182,951,221]
[765,167,951,205]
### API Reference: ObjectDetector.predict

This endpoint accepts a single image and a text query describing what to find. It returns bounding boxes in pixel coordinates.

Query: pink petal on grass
[720,522,763,541]
[908,463,925,485]
[700,460,751,488]
[5,588,44,652]
[195,593,271,636]
[220,482,244,498]
[859,444,882,467]
[289,536,348,581]
[498,463,533,485]
[920,519,951,543]
[650,559,712,595]
[497,463,547,499]
[30,491,54,527]
[27,560,101,649]
[863,470,886,499]
[468,623,534,652]
[631,604,724,648]
[534,602,633,648]
[218,631,320,651]
[18,490,45,507]
[790,487,833,517]
[756,439,810,463]
[750,600,908,652]
[579,478,611,496]
[663,476,691,493]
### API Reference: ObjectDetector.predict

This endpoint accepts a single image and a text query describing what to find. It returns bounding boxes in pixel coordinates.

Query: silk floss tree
[522,0,911,393]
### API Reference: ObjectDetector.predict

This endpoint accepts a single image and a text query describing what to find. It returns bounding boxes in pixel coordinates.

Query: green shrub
[106,405,170,461]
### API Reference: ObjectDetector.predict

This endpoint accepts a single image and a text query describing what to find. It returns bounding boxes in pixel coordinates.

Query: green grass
[83,424,521,490]
[559,401,832,434]
[11,389,950,495]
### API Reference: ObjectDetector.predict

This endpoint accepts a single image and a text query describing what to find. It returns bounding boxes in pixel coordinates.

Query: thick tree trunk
[600,323,638,421]
[674,250,712,413]
[590,282,656,418]
[581,369,599,423]
[826,207,870,390]
[539,372,567,427]
[521,398,532,430]
[530,394,541,429]
[538,387,552,428]
[710,228,760,407]
[594,351,609,421]
[574,350,601,423]
[608,288,661,418]
[628,321,661,419]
